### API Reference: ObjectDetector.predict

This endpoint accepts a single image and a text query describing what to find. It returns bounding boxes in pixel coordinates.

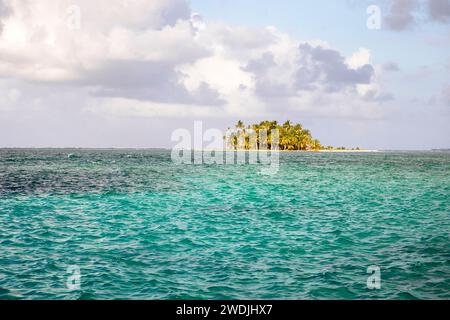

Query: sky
[0,0,449,149]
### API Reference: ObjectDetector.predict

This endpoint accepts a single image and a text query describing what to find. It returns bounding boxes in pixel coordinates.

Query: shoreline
[316,149,379,153]
[6,148,448,153]
[199,149,380,153]
[221,149,380,153]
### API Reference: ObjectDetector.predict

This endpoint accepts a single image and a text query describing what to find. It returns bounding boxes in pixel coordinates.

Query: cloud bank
[0,0,388,122]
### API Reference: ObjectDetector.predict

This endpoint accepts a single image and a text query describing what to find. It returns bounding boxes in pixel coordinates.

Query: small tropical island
[226,120,364,152]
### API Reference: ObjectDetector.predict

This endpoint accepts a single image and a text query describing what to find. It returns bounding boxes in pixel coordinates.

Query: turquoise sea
[0,149,449,300]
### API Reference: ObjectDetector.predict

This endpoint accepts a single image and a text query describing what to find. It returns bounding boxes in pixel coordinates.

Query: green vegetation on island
[227,120,360,151]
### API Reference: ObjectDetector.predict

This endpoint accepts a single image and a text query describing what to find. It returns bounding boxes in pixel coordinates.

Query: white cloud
[86,97,220,118]
[0,0,386,123]
[346,48,372,69]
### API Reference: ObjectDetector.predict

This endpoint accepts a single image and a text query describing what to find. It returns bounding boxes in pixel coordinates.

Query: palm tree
[226,120,326,151]
[283,120,292,128]
[312,139,322,151]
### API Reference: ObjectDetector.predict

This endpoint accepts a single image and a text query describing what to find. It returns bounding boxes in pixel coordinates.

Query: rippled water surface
[0,149,449,299]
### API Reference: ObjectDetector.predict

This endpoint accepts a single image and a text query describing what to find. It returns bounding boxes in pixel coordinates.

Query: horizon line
[1,147,449,152]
